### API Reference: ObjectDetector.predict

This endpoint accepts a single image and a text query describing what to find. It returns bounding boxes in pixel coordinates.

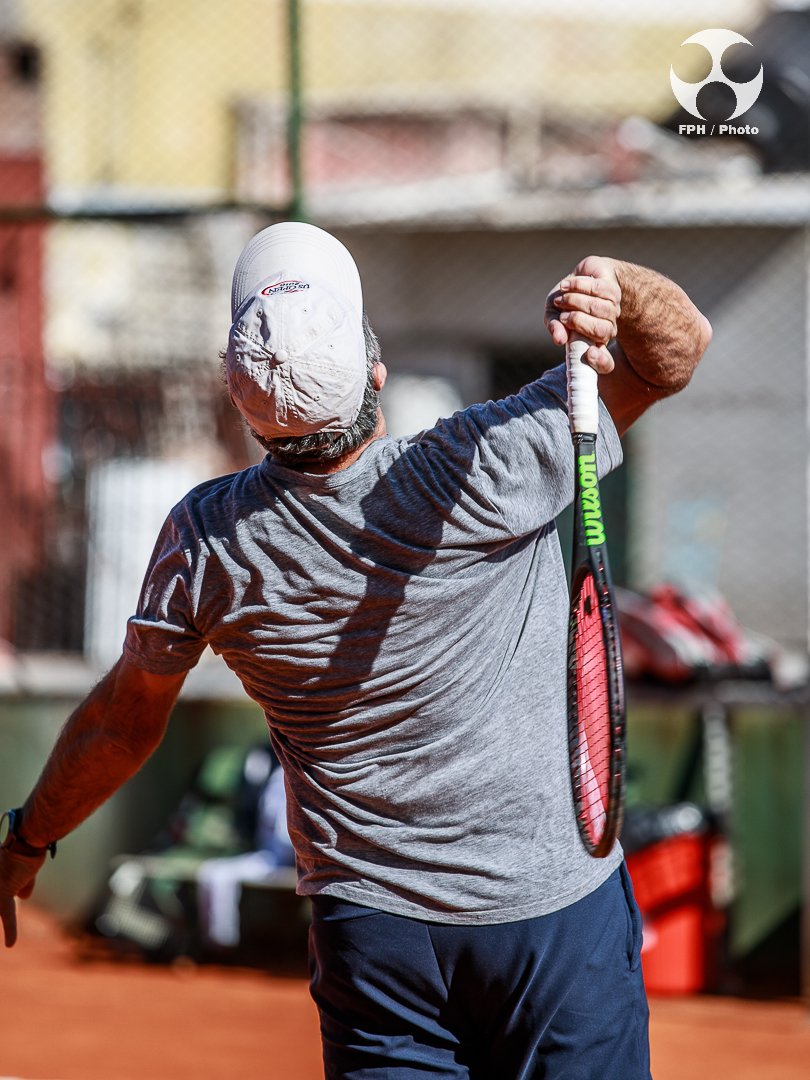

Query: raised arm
[0,656,187,947]
[544,255,712,436]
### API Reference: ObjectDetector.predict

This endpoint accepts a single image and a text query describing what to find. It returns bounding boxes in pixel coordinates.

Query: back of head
[226,222,371,447]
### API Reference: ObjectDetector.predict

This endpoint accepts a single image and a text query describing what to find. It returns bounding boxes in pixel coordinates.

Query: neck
[279,409,388,475]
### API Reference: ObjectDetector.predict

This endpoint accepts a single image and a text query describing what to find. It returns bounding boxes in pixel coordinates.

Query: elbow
[677,310,712,392]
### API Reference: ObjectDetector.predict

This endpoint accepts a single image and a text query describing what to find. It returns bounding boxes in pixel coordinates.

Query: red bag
[616,585,770,684]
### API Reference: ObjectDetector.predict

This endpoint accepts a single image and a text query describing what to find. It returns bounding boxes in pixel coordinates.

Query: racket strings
[571,571,612,847]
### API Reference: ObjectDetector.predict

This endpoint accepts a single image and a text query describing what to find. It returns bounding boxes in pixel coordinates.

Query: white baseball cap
[225,222,367,439]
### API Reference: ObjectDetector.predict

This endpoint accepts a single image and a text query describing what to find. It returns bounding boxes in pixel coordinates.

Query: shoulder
[411,366,569,453]
[170,464,263,526]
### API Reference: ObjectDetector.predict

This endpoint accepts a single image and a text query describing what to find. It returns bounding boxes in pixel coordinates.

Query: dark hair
[225,314,383,465]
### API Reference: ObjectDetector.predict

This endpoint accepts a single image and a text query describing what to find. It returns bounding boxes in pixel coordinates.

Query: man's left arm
[545,255,713,436]
[0,656,187,947]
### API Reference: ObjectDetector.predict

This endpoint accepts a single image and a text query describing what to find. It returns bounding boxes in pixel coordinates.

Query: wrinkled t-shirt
[124,365,624,924]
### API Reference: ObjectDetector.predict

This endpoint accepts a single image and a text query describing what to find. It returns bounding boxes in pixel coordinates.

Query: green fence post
[287,0,305,221]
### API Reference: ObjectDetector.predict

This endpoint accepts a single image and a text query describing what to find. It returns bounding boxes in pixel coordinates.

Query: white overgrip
[566,335,600,436]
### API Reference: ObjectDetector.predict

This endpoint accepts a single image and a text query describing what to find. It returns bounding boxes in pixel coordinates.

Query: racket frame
[567,430,626,858]
[565,333,626,858]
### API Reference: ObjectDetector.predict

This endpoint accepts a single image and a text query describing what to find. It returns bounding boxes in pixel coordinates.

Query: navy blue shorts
[308,863,651,1079]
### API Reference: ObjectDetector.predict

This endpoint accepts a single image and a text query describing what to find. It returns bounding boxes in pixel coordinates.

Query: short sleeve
[123,509,208,675]
[419,364,623,538]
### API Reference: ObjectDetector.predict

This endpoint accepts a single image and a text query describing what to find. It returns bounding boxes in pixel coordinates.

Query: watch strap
[0,808,57,859]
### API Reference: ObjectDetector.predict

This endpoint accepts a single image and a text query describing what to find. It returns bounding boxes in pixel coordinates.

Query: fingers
[18,879,36,900]
[1,895,17,948]
[544,269,621,351]
[0,849,44,948]
[554,306,617,346]
[547,315,568,348]
[582,343,615,375]
[560,273,621,304]
[545,306,616,349]
[552,279,620,344]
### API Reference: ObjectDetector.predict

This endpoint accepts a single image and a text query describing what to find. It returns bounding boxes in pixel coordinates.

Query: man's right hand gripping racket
[566,335,626,858]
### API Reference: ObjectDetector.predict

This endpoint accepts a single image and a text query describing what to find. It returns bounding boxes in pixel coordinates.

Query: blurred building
[0,30,52,648]
[1,0,806,658]
[16,0,762,205]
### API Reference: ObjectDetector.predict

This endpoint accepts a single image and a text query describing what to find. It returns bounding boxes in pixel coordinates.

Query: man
[0,223,711,1078]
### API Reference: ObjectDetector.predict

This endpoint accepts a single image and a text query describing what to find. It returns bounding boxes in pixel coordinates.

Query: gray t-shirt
[124,365,624,924]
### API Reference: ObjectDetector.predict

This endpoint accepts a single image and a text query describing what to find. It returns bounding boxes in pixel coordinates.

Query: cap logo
[260,279,310,296]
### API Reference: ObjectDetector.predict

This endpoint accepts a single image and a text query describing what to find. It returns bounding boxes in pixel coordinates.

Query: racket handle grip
[566,335,600,436]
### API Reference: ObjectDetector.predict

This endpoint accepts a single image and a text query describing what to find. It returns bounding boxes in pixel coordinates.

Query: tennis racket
[566,334,626,858]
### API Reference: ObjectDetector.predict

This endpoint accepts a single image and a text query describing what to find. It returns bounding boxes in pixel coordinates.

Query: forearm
[612,260,712,396]
[19,659,181,848]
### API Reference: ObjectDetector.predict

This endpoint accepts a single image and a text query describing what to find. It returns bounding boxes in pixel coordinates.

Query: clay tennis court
[2,905,808,1080]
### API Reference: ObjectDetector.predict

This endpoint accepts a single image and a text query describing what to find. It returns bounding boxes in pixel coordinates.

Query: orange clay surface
[2,905,810,1080]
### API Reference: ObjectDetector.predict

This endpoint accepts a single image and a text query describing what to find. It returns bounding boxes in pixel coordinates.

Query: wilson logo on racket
[577,454,606,546]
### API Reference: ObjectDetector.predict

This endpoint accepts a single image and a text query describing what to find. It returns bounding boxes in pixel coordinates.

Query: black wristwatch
[0,808,57,859]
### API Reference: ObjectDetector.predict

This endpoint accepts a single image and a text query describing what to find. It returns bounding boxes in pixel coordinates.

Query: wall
[18,0,760,202]
[0,157,51,644]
